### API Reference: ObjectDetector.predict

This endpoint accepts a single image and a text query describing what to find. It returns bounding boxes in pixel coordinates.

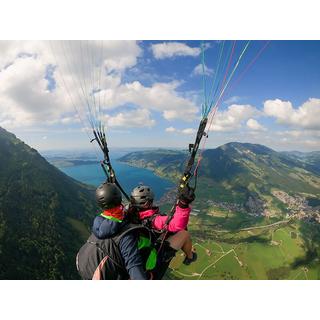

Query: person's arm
[152,206,191,232]
[119,233,148,280]
[153,185,195,232]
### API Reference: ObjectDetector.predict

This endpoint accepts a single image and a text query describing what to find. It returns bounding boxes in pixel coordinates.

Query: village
[272,190,320,223]
[157,187,320,224]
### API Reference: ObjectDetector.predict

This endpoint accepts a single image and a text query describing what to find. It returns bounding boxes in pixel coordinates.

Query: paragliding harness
[91,128,130,201]
[134,208,178,279]
[76,223,157,280]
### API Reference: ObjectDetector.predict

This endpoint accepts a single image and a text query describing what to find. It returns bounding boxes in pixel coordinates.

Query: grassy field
[167,213,320,280]
[66,205,320,280]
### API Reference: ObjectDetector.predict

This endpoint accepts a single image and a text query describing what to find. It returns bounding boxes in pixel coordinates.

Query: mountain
[0,127,97,279]
[119,149,188,181]
[120,143,320,280]
[281,150,320,175]
[119,142,320,216]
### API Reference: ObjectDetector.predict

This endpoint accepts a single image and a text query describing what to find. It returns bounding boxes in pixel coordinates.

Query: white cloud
[151,42,201,59]
[209,104,260,132]
[181,128,196,135]
[104,108,155,128]
[165,127,196,135]
[0,56,71,128]
[276,129,320,139]
[0,41,143,129]
[246,118,266,131]
[99,80,198,122]
[165,126,176,133]
[0,41,200,132]
[192,63,214,76]
[0,41,46,70]
[264,98,320,130]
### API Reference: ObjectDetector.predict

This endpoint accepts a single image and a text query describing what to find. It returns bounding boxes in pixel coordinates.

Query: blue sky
[0,40,319,152]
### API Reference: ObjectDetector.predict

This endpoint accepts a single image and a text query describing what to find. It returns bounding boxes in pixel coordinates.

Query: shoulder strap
[113,223,150,246]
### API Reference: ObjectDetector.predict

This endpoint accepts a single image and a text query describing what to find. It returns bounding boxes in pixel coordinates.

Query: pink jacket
[138,205,191,232]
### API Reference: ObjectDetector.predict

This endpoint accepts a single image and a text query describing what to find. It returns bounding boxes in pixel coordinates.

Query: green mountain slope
[281,150,320,175]
[0,127,96,279]
[119,143,320,215]
[119,149,188,181]
[119,143,320,280]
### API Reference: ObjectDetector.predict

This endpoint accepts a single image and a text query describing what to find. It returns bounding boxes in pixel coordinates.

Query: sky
[0,40,319,152]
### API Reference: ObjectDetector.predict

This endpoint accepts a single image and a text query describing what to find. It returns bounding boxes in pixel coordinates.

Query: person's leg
[153,231,197,279]
[167,230,194,259]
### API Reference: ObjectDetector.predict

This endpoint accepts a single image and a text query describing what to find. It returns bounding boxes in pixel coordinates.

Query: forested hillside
[0,127,96,279]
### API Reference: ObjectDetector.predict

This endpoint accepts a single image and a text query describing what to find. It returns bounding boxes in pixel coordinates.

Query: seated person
[130,185,197,270]
[77,182,150,280]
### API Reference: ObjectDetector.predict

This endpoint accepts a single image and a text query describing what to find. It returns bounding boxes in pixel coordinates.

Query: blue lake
[59,153,174,200]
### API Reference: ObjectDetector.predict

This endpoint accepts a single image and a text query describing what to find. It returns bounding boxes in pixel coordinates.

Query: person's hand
[178,184,195,207]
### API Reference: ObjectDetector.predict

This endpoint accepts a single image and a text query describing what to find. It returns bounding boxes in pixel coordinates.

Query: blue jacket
[92,216,147,280]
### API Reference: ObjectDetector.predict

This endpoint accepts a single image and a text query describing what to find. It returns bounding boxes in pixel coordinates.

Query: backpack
[76,223,155,280]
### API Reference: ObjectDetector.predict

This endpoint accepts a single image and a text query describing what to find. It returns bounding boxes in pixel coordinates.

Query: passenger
[130,184,197,279]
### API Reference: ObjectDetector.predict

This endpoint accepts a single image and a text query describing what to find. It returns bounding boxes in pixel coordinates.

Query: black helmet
[95,182,122,209]
[130,185,154,209]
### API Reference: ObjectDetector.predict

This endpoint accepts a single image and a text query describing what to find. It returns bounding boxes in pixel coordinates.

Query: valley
[119,143,320,279]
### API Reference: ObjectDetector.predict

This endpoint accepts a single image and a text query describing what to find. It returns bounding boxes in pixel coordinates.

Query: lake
[58,151,174,200]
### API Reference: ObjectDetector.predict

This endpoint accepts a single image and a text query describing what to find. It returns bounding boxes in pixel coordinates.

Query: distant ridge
[119,142,320,215]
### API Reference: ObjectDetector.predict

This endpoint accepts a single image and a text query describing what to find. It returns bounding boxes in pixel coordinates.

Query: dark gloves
[178,184,195,208]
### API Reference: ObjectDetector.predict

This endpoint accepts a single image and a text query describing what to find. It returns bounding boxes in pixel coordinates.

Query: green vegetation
[0,127,97,279]
[122,143,320,280]
[166,219,319,280]
[1,128,319,280]
[66,217,90,241]
[120,143,320,212]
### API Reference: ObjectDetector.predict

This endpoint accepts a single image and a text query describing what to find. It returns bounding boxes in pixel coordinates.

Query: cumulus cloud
[104,108,155,128]
[264,98,320,130]
[165,127,196,135]
[0,41,47,70]
[0,56,71,128]
[0,41,143,128]
[99,80,198,121]
[209,104,260,132]
[246,118,266,131]
[0,40,200,131]
[192,63,214,76]
[151,42,201,59]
